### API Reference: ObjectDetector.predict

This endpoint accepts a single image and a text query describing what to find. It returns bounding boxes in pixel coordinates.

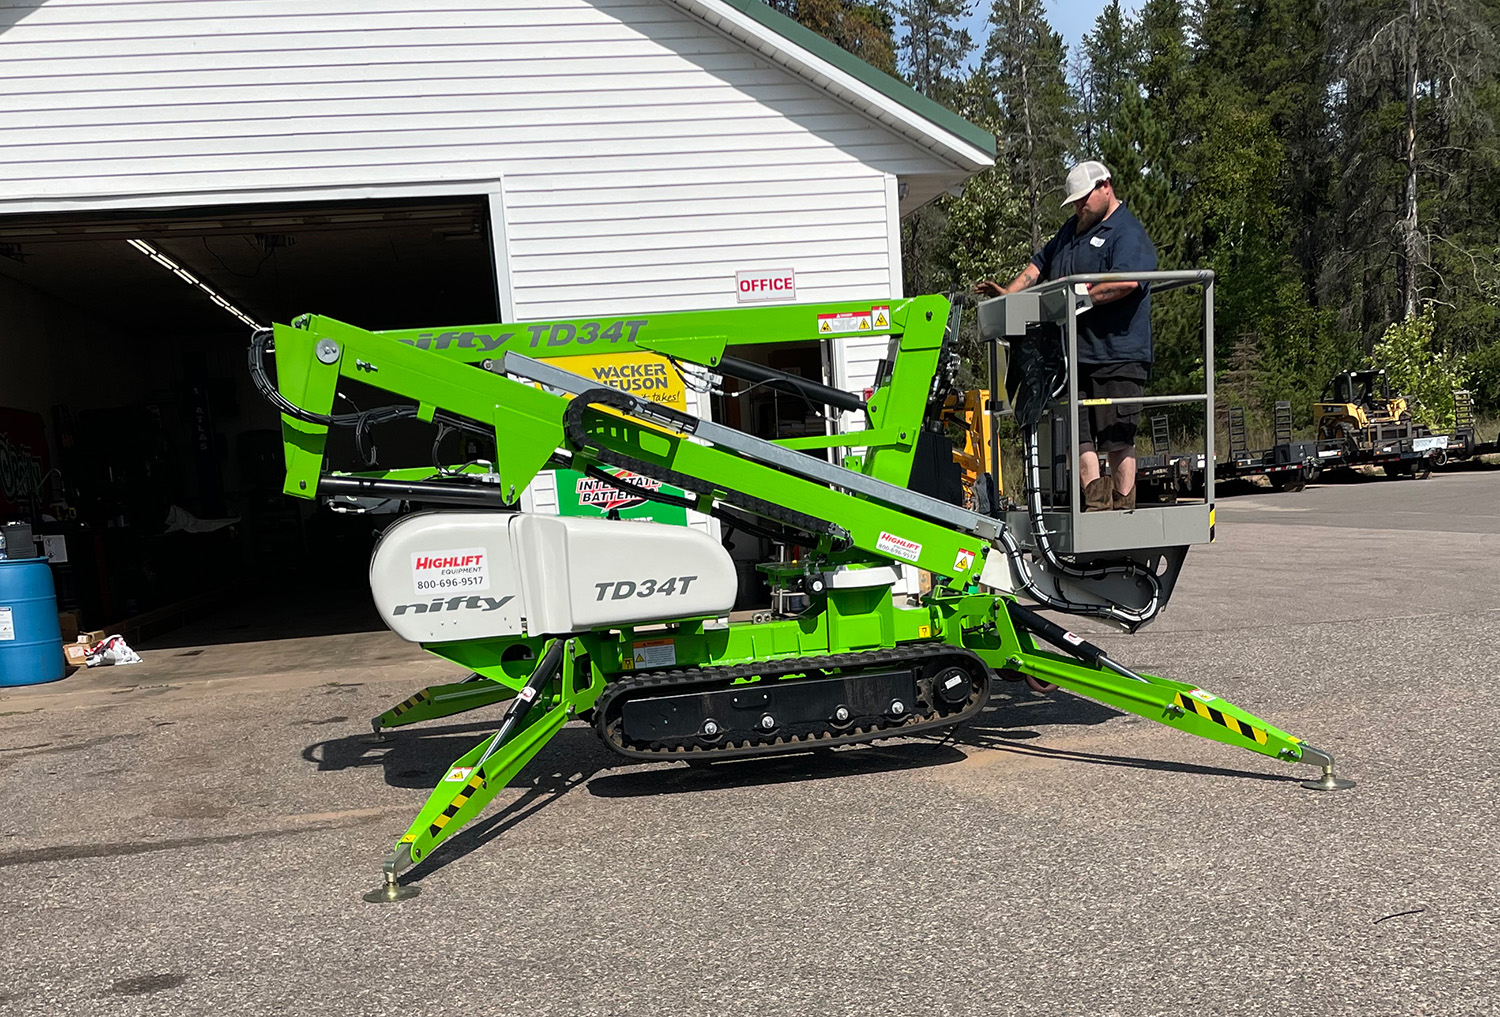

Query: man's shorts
[1077,362,1149,454]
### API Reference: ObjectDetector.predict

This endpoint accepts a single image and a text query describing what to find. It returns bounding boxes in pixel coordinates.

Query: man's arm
[1090,217,1158,304]
[975,263,1040,298]
[1085,280,1139,304]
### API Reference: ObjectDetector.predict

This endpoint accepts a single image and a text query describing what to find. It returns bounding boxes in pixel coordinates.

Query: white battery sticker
[411,547,490,596]
[518,686,538,703]
[1189,689,1216,702]
[633,638,676,668]
[876,531,923,563]
[444,767,474,783]
[1062,631,1083,646]
[0,606,13,641]
[817,311,870,334]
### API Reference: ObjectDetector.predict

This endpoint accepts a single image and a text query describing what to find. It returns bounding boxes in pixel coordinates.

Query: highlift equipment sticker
[876,531,923,563]
[411,548,491,596]
[632,638,676,669]
[444,767,474,783]
[817,305,890,334]
[953,548,977,572]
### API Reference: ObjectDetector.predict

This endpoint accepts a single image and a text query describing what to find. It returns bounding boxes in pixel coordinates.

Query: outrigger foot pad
[1297,744,1356,791]
[362,844,419,903]
[362,872,420,903]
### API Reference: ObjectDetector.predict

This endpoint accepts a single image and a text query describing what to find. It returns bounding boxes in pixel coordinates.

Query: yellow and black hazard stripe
[428,770,487,838]
[1173,692,1267,745]
[386,690,431,721]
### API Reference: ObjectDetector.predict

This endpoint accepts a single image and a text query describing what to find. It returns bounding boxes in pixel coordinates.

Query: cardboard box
[78,629,107,647]
[63,642,89,668]
[58,610,81,643]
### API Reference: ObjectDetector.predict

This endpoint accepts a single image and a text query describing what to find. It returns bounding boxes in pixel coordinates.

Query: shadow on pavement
[304,721,618,790]
[588,741,967,799]
[945,687,1299,784]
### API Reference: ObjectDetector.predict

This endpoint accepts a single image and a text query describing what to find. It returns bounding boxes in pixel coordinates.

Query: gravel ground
[1,469,1497,1017]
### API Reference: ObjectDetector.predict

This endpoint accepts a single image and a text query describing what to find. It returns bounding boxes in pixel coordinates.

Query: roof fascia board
[670,0,995,171]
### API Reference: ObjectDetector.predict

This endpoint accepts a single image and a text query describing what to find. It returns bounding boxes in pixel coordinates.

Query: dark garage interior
[0,196,499,641]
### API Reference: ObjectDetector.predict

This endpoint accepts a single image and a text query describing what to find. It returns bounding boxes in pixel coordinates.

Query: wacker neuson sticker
[876,531,922,562]
[411,548,490,595]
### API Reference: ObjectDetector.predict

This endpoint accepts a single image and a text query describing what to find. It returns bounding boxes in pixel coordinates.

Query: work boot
[1113,486,1136,511]
[1083,478,1113,512]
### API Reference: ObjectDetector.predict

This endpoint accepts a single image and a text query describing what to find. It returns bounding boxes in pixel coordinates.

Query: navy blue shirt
[1030,202,1157,364]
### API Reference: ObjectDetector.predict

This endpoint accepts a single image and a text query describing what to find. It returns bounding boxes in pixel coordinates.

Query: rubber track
[594,643,992,761]
[564,390,853,550]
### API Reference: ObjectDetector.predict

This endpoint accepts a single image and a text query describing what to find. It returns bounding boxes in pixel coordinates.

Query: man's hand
[975,264,1040,299]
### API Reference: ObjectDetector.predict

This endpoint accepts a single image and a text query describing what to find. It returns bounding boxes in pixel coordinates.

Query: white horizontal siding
[0,0,960,207]
[0,0,970,378]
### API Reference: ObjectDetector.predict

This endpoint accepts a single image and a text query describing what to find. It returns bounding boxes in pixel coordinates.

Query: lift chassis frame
[259,295,1353,901]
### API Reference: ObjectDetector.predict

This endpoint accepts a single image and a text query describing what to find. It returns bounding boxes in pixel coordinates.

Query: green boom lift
[251,272,1352,902]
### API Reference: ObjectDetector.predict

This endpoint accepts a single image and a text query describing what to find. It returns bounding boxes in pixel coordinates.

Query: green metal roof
[714,0,996,157]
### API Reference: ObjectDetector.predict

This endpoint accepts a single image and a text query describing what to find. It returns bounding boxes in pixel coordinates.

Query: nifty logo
[393,595,513,616]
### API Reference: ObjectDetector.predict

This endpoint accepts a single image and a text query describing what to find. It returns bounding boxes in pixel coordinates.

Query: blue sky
[960,0,1132,69]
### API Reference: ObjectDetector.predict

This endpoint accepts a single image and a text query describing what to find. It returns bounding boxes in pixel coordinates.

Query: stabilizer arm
[996,600,1349,781]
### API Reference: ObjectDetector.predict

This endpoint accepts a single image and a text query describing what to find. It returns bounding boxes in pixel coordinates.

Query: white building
[0,0,993,619]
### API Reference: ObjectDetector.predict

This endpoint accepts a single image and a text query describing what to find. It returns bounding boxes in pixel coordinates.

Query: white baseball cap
[1062,160,1112,206]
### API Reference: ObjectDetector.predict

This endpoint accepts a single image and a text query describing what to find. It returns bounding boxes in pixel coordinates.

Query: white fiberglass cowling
[369,511,736,643]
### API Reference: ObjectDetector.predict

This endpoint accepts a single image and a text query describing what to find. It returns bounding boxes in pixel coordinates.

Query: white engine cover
[369,511,737,643]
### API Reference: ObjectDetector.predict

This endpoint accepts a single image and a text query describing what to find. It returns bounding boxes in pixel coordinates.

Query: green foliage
[760,0,899,74]
[893,0,974,99]
[861,0,1500,436]
[983,0,1077,248]
[1371,310,1468,430]
[1463,340,1500,416]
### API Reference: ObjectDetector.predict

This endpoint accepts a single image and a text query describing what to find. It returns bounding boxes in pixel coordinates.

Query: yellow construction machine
[1315,369,1412,451]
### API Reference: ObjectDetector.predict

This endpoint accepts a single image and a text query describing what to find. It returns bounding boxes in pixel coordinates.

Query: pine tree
[893,0,975,100]
[1081,1,1139,135]
[983,0,1076,250]
[760,0,899,75]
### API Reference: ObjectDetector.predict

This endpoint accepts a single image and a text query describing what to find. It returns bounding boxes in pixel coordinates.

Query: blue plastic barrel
[0,557,66,687]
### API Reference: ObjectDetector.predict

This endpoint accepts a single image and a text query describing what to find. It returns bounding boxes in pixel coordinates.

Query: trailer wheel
[1413,459,1433,480]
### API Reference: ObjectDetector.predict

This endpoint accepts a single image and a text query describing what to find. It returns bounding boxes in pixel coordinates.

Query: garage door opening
[0,196,498,645]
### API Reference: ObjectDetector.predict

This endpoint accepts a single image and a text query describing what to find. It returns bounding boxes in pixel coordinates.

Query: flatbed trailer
[1215,402,1344,491]
[1443,390,1500,463]
[1135,403,1336,499]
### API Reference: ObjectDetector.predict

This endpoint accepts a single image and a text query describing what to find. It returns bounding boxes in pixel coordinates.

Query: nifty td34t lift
[254,270,1353,902]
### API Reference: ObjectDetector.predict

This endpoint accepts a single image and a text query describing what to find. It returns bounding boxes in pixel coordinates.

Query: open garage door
[0,196,498,640]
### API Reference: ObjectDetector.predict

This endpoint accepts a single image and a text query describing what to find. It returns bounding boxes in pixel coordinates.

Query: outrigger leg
[369,674,519,738]
[998,601,1356,790]
[363,638,573,903]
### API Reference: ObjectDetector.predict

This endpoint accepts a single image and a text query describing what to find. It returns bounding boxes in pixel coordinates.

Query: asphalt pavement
[2,468,1497,1016]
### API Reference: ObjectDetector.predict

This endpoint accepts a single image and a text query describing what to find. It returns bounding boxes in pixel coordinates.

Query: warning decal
[876,531,923,563]
[411,547,490,596]
[633,638,677,669]
[0,606,12,642]
[1173,692,1269,746]
[444,767,474,783]
[817,305,892,335]
[953,548,976,572]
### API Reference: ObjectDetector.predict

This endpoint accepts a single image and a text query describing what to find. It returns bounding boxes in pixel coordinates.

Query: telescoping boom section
[256,295,1352,902]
